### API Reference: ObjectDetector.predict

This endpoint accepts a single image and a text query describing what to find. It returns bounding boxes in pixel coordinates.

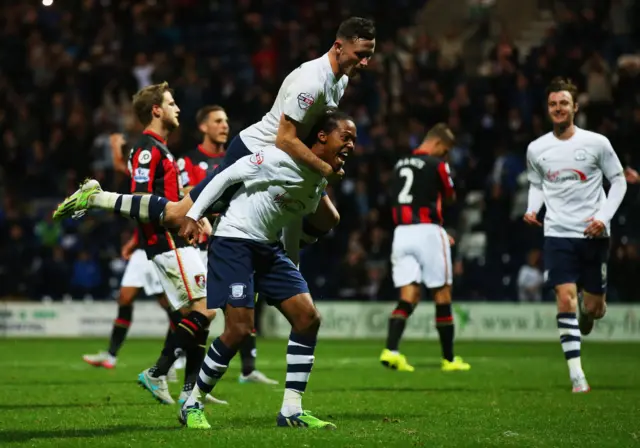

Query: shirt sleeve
[130,146,161,194]
[186,152,264,221]
[598,136,624,181]
[526,144,543,187]
[525,144,545,214]
[436,161,455,198]
[177,156,192,187]
[282,75,321,123]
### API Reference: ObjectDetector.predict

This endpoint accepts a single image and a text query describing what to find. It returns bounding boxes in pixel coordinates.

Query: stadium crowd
[0,0,639,302]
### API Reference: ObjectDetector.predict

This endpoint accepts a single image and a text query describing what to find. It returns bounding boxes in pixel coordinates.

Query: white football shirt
[239,53,348,152]
[526,127,624,238]
[186,148,328,243]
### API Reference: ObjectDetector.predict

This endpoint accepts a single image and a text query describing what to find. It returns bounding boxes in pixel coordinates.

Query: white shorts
[120,249,164,296]
[199,249,207,268]
[151,246,207,310]
[391,224,452,289]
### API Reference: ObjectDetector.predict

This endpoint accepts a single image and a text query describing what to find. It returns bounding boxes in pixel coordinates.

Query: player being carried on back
[53,17,376,260]
[380,123,470,373]
[175,109,356,430]
[177,105,277,386]
[523,77,627,393]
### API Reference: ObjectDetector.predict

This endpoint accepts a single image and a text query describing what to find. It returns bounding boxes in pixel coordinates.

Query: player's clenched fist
[583,217,605,238]
[523,212,542,227]
[179,216,201,245]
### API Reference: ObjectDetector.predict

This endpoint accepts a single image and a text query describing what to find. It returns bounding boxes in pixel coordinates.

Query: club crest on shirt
[574,149,587,161]
[297,93,314,110]
[194,274,206,289]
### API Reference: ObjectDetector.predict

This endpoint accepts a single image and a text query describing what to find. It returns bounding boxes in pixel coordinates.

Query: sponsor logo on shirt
[273,192,306,212]
[545,168,587,182]
[134,168,150,183]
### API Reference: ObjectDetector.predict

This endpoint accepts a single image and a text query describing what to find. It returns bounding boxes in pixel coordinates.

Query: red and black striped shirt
[391,150,455,227]
[128,130,189,257]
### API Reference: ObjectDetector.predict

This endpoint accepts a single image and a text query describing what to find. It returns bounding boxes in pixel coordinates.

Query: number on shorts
[398,167,414,204]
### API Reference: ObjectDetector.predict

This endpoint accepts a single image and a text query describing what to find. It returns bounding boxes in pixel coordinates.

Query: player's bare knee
[118,288,136,306]
[433,285,452,305]
[191,299,216,322]
[555,285,577,312]
[224,320,253,346]
[156,295,169,310]
[294,306,321,335]
[399,284,421,305]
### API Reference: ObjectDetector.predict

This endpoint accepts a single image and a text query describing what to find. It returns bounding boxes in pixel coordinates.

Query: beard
[163,117,179,132]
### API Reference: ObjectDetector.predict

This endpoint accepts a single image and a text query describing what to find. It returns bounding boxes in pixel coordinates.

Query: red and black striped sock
[435,304,455,362]
[151,311,208,378]
[107,305,133,357]
[385,301,414,351]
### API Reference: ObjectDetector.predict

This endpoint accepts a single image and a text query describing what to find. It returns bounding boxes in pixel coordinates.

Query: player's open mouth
[337,149,349,162]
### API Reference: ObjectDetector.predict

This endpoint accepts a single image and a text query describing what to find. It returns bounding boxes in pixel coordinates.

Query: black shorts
[543,237,610,294]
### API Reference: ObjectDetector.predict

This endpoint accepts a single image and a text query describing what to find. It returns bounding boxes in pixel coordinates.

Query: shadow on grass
[0,424,179,443]
[0,379,137,387]
[0,402,155,411]
[313,384,640,393]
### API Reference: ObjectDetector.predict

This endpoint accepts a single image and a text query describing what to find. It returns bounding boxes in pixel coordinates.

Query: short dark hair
[305,108,354,147]
[132,82,173,126]
[546,76,579,104]
[196,105,225,125]
[425,123,455,146]
[337,17,376,41]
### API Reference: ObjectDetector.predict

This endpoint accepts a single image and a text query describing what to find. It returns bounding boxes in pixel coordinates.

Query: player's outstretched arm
[276,114,334,178]
[181,154,260,242]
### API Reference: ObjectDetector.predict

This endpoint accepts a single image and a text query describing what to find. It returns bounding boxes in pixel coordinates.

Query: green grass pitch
[0,338,638,447]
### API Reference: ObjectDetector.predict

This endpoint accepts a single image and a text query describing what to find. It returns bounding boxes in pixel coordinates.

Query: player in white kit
[174,109,356,430]
[524,77,627,393]
[51,18,376,260]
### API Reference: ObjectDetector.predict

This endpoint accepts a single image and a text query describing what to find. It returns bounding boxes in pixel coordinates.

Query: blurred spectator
[517,249,544,302]
[0,0,638,302]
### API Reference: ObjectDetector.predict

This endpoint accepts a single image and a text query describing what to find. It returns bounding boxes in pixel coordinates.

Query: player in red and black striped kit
[121,82,225,405]
[81,132,177,373]
[177,105,278,386]
[380,123,471,372]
